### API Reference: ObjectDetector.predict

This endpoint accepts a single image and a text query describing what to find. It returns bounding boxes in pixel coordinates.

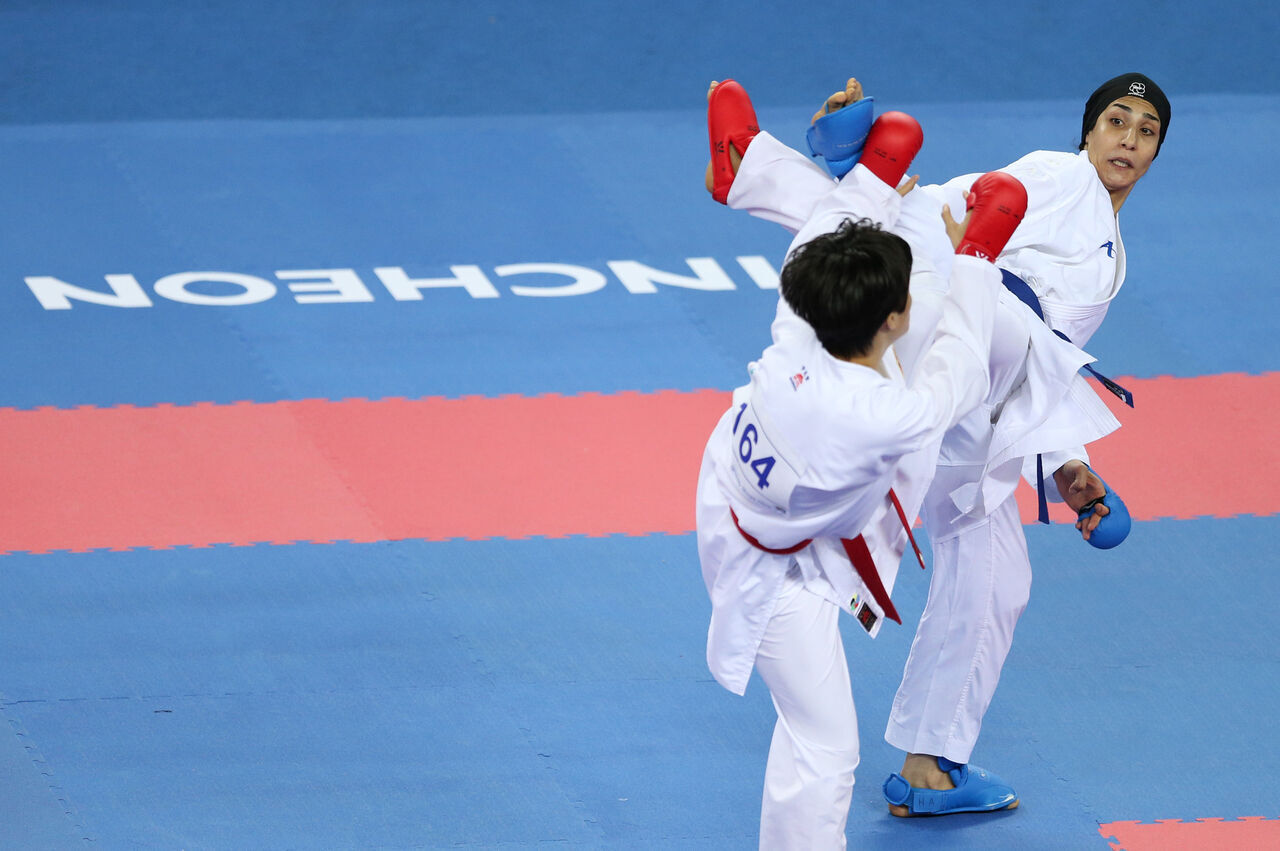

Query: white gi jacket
[933,150,1124,346]
[697,166,1002,695]
[727,135,1125,525]
[733,140,1125,345]
[919,151,1125,518]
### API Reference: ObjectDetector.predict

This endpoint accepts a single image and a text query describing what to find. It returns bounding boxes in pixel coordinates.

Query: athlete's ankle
[900,753,955,790]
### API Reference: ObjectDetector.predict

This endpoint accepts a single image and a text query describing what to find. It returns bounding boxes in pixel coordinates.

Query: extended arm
[902,173,1030,442]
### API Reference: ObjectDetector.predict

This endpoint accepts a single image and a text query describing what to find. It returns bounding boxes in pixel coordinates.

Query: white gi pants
[754,567,859,850]
[884,491,1032,763]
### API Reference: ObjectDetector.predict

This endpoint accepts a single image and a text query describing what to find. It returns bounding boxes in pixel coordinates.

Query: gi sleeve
[726,131,837,234]
[896,255,1001,449]
[785,163,904,261]
[1027,445,1091,503]
[941,152,1095,260]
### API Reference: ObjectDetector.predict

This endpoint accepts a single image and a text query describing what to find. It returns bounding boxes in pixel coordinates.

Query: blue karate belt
[999,270,1133,525]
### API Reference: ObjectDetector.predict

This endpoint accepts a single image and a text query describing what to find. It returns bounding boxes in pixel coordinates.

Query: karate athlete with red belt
[712,73,1169,817]
[696,80,1029,847]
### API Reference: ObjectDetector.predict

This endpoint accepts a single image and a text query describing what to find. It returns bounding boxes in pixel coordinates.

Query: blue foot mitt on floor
[883,757,1019,816]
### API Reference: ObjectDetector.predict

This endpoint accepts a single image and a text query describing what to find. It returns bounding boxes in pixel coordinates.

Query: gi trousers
[884,492,1032,763]
[755,568,860,849]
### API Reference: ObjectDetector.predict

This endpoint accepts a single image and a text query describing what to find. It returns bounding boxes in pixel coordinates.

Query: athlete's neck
[1109,184,1133,215]
[845,340,891,373]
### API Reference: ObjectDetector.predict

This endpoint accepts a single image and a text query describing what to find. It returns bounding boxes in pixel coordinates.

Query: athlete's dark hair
[780,218,912,359]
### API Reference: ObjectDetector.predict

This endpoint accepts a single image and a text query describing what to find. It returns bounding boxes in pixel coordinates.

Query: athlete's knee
[1006,561,1032,610]
[985,547,1031,628]
[799,721,861,782]
[810,714,861,773]
[830,732,861,774]
[994,571,1031,625]
[812,742,860,802]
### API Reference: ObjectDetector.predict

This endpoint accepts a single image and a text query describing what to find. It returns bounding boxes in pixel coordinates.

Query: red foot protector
[708,79,759,204]
[0,372,1276,555]
[859,111,923,188]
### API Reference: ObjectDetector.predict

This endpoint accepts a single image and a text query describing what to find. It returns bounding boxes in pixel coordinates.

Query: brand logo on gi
[1099,240,1115,258]
[1128,81,1146,97]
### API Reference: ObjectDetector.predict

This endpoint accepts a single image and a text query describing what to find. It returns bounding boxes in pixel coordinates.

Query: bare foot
[705,80,744,194]
[811,77,864,124]
[888,753,955,818]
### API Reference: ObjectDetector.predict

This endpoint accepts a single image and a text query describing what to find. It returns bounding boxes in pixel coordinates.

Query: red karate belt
[730,488,926,626]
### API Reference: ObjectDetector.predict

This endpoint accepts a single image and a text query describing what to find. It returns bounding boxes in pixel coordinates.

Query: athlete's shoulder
[1003,149,1091,180]
[938,151,1087,203]
[1009,148,1081,166]
[997,150,1102,217]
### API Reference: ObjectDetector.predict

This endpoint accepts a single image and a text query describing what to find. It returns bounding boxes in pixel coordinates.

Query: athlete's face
[1083,96,1161,197]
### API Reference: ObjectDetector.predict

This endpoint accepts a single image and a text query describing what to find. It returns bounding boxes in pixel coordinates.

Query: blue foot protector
[805,97,874,178]
[883,757,1018,816]
[1080,468,1131,550]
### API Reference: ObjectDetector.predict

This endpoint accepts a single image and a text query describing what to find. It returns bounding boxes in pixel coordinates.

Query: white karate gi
[727,131,1125,767]
[697,163,1001,847]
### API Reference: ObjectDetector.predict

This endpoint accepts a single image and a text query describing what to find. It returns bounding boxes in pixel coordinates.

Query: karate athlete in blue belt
[710,73,1168,818]
[697,80,1030,847]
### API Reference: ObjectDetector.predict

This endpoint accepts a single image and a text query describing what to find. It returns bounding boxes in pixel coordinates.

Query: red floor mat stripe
[1099,817,1280,850]
[1018,371,1279,525]
[2,373,1276,554]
